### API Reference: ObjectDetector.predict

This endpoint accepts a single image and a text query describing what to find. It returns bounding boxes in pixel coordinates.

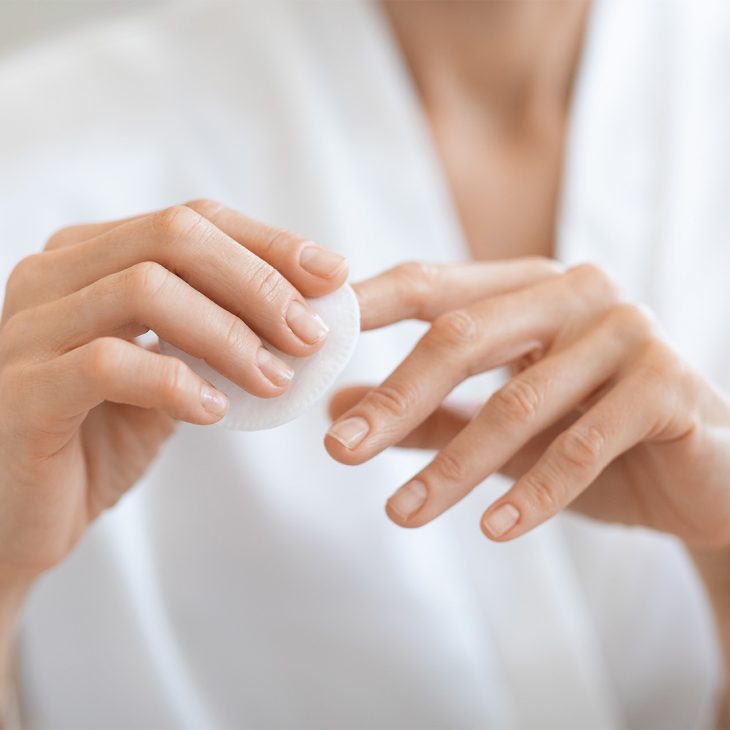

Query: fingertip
[256,348,295,388]
[384,478,430,529]
[480,503,522,542]
[285,299,330,350]
[324,414,372,461]
[297,245,349,296]
[197,383,229,424]
[385,499,426,529]
[323,432,366,465]
[385,501,410,527]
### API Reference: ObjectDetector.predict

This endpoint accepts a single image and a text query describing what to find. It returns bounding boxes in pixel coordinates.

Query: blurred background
[0,1,155,56]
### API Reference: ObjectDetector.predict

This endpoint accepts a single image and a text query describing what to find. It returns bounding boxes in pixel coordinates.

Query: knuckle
[394,261,439,313]
[250,263,287,305]
[568,262,605,284]
[429,309,478,349]
[555,425,605,470]
[605,302,656,340]
[151,205,206,245]
[124,261,170,301]
[158,357,190,401]
[365,381,415,420]
[83,338,124,383]
[44,225,78,250]
[636,340,682,383]
[489,378,542,425]
[395,260,438,285]
[261,227,306,256]
[525,256,564,278]
[6,254,42,299]
[522,470,565,515]
[221,315,253,357]
[184,198,224,219]
[431,449,467,483]
[567,263,623,303]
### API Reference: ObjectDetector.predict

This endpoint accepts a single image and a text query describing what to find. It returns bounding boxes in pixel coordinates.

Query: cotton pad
[159,284,360,431]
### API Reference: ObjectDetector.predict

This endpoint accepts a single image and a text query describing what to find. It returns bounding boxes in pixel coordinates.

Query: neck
[383,0,590,129]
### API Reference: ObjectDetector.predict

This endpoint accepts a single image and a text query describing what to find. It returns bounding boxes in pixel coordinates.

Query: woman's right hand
[0,200,347,586]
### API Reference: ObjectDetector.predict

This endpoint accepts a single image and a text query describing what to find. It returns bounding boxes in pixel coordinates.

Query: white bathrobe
[0,1,727,728]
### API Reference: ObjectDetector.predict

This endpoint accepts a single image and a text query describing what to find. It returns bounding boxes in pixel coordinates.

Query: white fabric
[160,284,360,431]
[0,0,726,728]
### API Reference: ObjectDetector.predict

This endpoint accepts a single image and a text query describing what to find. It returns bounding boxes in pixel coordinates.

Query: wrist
[0,576,30,711]
[689,545,730,608]
[0,574,31,640]
[689,544,730,726]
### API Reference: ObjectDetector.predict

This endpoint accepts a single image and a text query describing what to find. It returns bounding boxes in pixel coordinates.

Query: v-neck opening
[366,0,601,266]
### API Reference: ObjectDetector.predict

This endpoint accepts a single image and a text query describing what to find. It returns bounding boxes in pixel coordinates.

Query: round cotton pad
[159,284,360,431]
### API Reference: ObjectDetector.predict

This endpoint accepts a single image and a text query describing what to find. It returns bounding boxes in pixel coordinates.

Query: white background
[0,1,158,57]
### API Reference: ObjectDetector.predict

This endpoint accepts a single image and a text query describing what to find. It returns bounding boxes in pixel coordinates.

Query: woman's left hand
[325,258,730,547]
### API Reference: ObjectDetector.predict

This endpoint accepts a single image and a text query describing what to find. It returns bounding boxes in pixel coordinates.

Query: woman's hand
[0,200,347,582]
[326,258,730,547]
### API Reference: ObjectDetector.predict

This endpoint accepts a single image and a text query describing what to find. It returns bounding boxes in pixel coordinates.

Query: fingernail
[286,300,329,344]
[387,480,427,520]
[483,504,520,538]
[201,384,229,417]
[256,348,294,387]
[327,416,369,449]
[299,245,347,279]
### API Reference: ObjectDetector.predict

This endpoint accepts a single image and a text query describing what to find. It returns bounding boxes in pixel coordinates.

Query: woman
[0,0,728,727]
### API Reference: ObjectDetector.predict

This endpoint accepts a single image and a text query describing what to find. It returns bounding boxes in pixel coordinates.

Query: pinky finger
[26,337,229,428]
[480,373,661,541]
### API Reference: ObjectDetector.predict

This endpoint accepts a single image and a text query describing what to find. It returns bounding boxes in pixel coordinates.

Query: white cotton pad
[159,284,360,431]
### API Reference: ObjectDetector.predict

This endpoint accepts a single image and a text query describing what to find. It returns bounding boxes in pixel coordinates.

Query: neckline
[364,0,602,266]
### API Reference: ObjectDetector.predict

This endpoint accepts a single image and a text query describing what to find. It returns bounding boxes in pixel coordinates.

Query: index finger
[354,257,562,330]
[44,199,349,300]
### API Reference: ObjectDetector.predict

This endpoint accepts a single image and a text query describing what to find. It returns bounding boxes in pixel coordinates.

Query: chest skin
[426,103,566,263]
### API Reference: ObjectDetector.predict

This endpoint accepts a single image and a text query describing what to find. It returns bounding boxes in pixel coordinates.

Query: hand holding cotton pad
[159,284,360,430]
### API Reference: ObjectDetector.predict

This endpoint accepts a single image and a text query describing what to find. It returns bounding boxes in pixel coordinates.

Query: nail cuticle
[299,245,347,279]
[327,416,370,449]
[201,385,229,417]
[286,300,329,345]
[256,348,294,387]
[483,504,520,538]
[387,480,428,520]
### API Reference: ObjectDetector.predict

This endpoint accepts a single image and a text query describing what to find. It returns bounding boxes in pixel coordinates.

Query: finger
[184,199,348,298]
[11,338,230,438]
[17,206,329,356]
[383,306,651,527]
[45,201,349,297]
[480,369,670,541]
[354,257,563,330]
[325,265,620,465]
[328,385,477,449]
[12,262,293,397]
[44,214,146,250]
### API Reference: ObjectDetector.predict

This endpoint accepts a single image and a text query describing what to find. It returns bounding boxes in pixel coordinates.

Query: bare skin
[0,202,347,706]
[327,0,730,722]
[384,0,589,262]
[0,1,729,725]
